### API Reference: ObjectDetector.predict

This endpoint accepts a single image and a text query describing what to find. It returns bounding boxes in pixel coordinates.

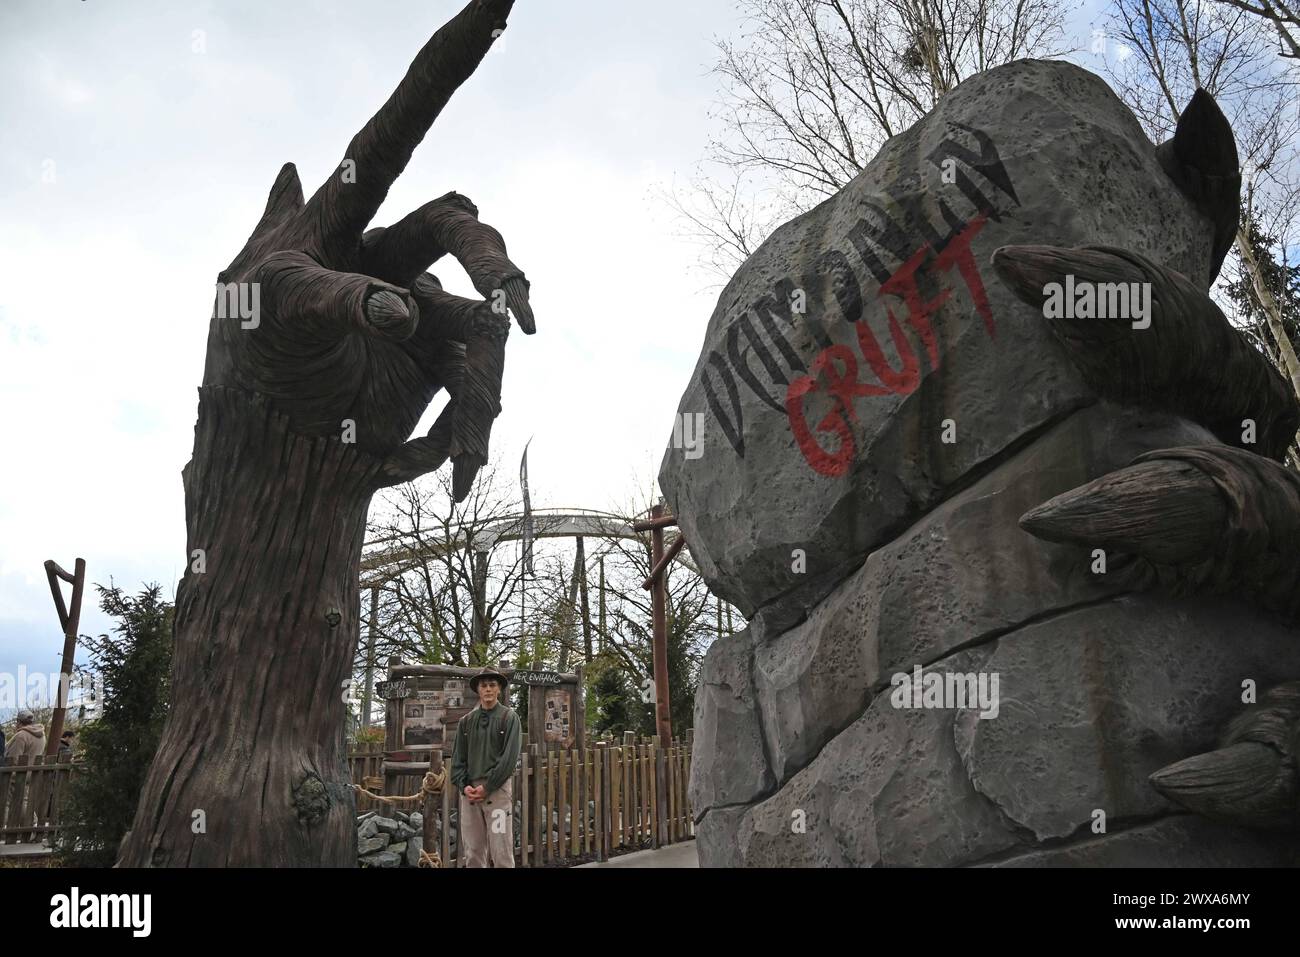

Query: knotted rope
[353,766,447,807]
[353,768,448,868]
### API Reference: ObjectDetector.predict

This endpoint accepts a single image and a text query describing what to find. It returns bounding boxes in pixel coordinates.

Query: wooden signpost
[42,558,86,756]
[521,667,585,753]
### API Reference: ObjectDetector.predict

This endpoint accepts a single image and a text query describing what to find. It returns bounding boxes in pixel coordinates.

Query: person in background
[451,667,522,867]
[58,730,76,756]
[5,710,46,762]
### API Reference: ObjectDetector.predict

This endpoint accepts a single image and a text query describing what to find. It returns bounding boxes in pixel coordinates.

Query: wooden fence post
[601,744,612,860]
[520,747,530,868]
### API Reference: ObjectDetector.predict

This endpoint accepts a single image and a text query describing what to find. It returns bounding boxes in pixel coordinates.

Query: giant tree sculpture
[118,0,532,867]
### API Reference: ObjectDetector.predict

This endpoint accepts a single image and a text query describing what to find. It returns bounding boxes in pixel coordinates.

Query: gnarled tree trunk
[118,0,533,867]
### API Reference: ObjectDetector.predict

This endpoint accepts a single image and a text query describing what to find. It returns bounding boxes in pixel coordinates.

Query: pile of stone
[356,810,425,868]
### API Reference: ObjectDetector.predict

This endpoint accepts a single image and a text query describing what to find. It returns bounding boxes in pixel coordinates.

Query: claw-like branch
[450,312,509,500]
[305,0,516,248]
[991,244,1298,460]
[254,251,417,342]
[1020,445,1300,620]
[363,192,535,334]
[1150,682,1300,830]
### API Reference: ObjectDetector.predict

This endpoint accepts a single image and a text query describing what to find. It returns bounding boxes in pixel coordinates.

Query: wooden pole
[423,749,442,863]
[649,505,672,746]
[43,558,85,756]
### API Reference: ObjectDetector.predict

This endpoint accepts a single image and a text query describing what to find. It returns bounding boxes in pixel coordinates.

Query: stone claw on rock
[1150,682,1300,831]
[1019,445,1300,621]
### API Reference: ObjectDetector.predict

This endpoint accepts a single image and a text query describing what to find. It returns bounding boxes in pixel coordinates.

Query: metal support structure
[597,556,606,654]
[470,549,489,660]
[43,558,86,755]
[577,536,592,663]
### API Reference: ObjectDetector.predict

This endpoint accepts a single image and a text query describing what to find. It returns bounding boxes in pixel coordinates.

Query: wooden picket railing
[0,753,77,845]
[4,734,696,867]
[348,741,387,813]
[455,731,695,868]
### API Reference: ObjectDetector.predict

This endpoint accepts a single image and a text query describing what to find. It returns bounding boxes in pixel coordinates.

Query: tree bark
[118,387,380,867]
[1235,226,1300,403]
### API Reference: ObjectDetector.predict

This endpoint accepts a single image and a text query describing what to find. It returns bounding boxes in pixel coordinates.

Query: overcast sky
[0,0,1108,704]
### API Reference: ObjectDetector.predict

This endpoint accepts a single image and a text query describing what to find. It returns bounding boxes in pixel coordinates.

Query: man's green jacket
[450,703,522,795]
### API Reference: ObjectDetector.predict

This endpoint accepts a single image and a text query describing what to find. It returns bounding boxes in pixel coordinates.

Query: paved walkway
[577,840,698,868]
[0,843,53,859]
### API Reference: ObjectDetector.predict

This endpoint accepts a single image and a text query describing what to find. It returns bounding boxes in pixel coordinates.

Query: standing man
[451,666,521,868]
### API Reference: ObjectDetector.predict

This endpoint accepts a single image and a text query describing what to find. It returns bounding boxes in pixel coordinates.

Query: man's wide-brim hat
[469,666,509,691]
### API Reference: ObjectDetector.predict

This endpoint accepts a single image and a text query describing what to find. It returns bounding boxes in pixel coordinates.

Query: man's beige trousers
[459,777,515,868]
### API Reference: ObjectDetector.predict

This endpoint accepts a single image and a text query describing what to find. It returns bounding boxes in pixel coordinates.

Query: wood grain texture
[118,0,532,868]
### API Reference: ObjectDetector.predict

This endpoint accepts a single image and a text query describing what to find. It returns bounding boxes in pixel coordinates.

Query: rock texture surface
[661,59,1223,619]
[669,60,1300,866]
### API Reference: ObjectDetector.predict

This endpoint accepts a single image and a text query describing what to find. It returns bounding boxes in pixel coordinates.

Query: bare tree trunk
[119,389,377,866]
[117,0,530,867]
[1236,226,1300,398]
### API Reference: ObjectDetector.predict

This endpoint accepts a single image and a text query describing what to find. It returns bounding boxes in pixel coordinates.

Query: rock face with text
[663,60,1300,866]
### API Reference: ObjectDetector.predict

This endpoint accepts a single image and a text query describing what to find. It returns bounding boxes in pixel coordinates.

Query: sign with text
[376,679,411,700]
[517,670,562,686]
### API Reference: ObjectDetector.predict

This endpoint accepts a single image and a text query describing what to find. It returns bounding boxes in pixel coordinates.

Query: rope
[354,768,449,868]
[353,766,447,807]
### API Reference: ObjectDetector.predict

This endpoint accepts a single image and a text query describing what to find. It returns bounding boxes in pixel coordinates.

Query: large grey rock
[405,836,424,867]
[737,649,1012,867]
[659,59,1216,617]
[752,404,1214,784]
[720,600,1300,867]
[985,816,1300,867]
[695,805,749,869]
[675,57,1300,868]
[372,815,401,835]
[359,850,402,869]
[956,595,1300,842]
[357,834,390,855]
[357,817,379,840]
[688,623,774,819]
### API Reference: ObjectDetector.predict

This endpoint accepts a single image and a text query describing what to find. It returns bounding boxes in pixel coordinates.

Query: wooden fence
[5,733,695,866]
[512,734,694,867]
[373,731,695,867]
[0,753,77,845]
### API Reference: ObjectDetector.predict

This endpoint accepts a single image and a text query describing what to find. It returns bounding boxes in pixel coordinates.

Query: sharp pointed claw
[380,435,450,486]
[1019,459,1226,565]
[502,275,534,334]
[1150,742,1297,830]
[1151,681,1300,831]
[990,244,1147,333]
[452,454,484,501]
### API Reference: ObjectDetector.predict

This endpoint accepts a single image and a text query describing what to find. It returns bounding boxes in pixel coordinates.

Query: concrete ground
[0,843,53,859]
[577,840,698,868]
